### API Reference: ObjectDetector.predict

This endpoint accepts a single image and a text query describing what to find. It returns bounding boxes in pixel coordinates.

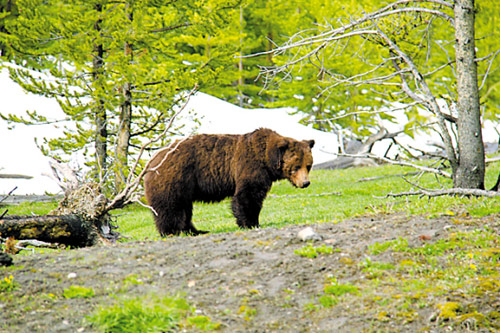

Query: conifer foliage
[0,0,241,191]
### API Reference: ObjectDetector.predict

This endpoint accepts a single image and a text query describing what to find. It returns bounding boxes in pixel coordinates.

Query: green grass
[294,244,336,258]
[63,285,95,299]
[4,162,500,241]
[3,162,500,331]
[87,294,220,332]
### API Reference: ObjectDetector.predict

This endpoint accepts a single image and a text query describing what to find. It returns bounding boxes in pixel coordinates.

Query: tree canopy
[1,0,499,191]
[256,0,499,189]
[1,0,242,191]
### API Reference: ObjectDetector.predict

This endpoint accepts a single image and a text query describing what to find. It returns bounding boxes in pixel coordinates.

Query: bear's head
[270,136,314,188]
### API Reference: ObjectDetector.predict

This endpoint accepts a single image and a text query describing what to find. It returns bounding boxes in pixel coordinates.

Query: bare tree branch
[337,152,452,178]
[243,0,453,62]
[478,49,500,92]
[305,102,419,123]
[369,19,458,170]
[380,188,500,198]
[0,187,18,204]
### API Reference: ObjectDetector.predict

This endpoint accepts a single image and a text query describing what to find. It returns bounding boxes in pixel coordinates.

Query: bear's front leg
[231,182,269,229]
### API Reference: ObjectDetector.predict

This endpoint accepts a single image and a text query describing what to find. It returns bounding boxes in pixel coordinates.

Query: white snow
[180,92,338,162]
[1,66,497,195]
[0,68,338,195]
[0,68,66,195]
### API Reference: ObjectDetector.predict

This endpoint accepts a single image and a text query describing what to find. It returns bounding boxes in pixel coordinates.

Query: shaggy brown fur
[144,128,314,236]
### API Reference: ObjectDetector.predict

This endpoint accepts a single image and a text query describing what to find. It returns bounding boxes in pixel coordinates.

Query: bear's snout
[295,178,310,188]
[291,168,311,188]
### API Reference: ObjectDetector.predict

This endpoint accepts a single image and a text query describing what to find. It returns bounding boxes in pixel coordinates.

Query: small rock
[297,227,322,242]
[67,272,77,279]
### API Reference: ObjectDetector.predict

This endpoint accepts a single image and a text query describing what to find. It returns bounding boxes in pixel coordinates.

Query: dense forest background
[0,0,498,192]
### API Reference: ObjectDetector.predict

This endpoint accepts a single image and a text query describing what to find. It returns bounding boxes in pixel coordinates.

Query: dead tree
[1,182,114,246]
[314,128,390,169]
[0,215,96,247]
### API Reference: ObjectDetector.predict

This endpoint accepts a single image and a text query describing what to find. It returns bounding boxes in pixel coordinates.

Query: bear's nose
[302,180,310,188]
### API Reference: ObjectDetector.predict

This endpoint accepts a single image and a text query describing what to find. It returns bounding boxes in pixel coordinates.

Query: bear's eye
[307,165,312,172]
[291,166,300,174]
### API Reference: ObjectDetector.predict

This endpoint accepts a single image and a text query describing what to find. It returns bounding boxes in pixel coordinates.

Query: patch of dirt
[1,213,499,332]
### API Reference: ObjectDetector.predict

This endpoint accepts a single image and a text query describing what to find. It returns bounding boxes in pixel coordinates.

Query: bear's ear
[277,138,289,151]
[304,140,315,149]
[269,138,288,172]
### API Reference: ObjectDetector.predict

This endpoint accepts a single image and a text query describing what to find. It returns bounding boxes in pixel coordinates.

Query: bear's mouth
[289,179,310,188]
[300,180,310,188]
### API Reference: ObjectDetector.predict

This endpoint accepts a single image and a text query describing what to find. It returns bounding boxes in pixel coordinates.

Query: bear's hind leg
[152,199,205,236]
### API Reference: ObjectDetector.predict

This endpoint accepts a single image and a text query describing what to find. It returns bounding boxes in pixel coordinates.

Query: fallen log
[0,194,64,205]
[0,252,13,267]
[0,215,98,247]
[0,174,33,179]
[0,183,120,250]
[314,128,389,170]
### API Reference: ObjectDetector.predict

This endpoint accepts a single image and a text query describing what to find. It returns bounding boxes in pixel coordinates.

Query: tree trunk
[116,80,132,190]
[0,215,98,247]
[93,3,107,181]
[453,0,485,189]
[116,5,133,190]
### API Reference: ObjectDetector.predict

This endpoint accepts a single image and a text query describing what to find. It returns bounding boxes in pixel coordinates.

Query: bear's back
[145,134,242,203]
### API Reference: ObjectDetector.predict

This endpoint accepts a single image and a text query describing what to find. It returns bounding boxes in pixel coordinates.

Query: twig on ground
[356,171,420,183]
[1,238,61,249]
[268,192,341,198]
[378,188,500,199]
[486,156,500,164]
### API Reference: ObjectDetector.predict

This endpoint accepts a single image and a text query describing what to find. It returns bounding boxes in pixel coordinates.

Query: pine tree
[1,0,241,192]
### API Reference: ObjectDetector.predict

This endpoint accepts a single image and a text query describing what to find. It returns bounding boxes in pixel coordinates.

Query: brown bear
[144,128,314,236]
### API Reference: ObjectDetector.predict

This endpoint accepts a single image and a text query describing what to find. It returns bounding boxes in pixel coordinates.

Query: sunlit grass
[4,162,500,241]
[87,294,220,332]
